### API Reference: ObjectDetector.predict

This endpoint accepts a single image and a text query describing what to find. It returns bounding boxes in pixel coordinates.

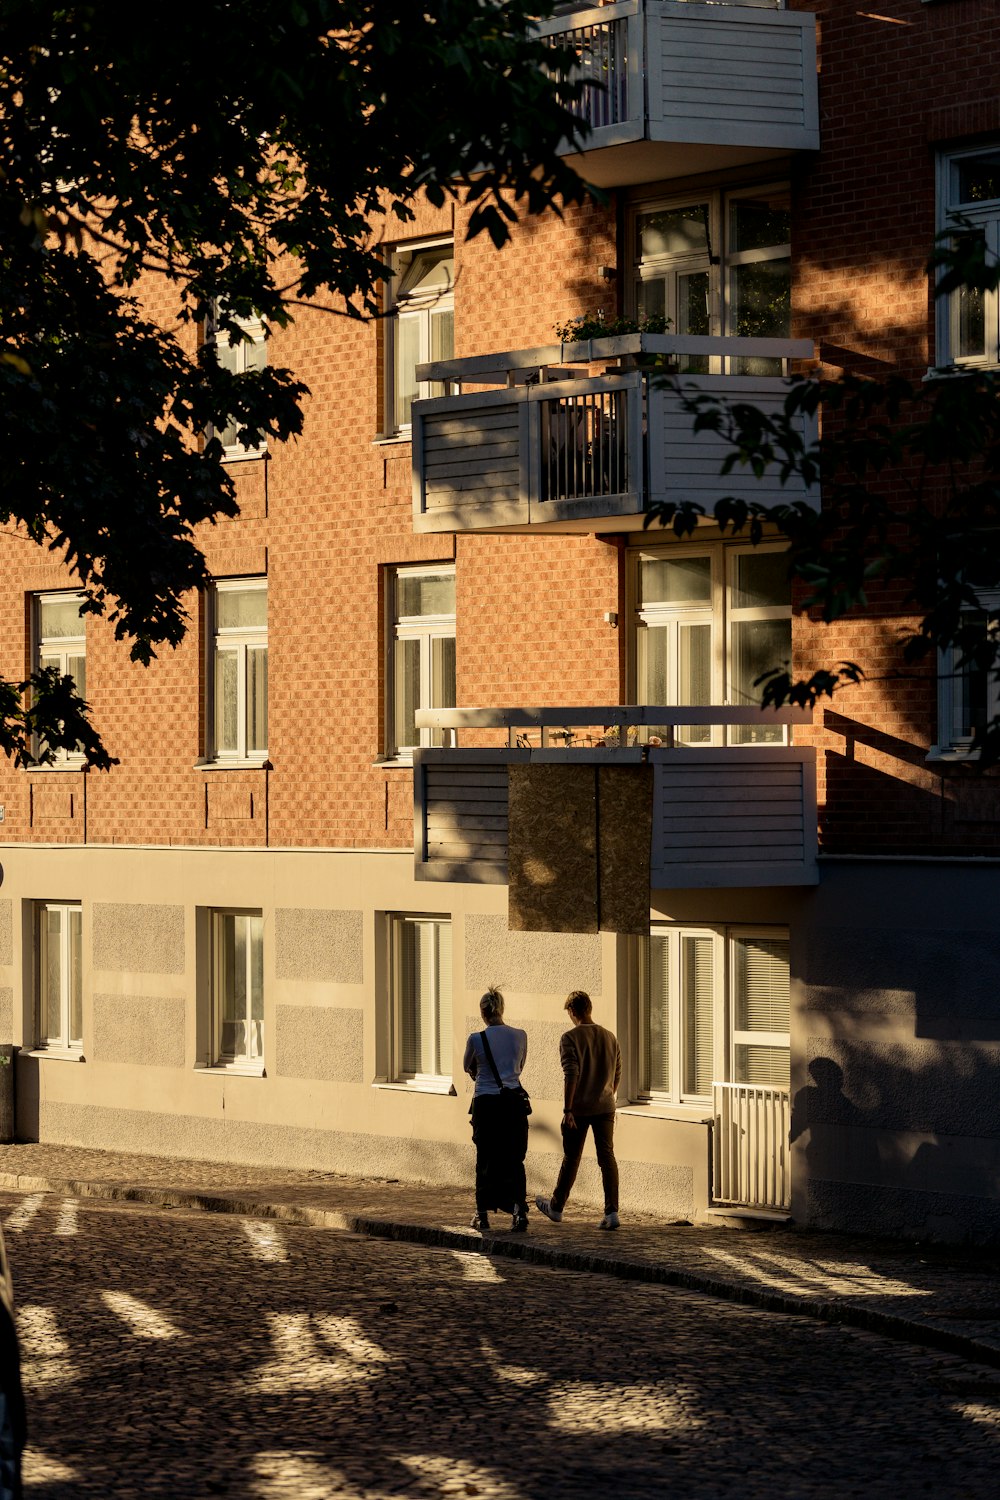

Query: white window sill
[194,1063,266,1078]
[926,745,981,763]
[373,756,414,770]
[26,762,87,773]
[25,1048,85,1062]
[372,434,412,448]
[373,1079,456,1096]
[618,1102,713,1125]
[221,449,267,465]
[196,759,270,771]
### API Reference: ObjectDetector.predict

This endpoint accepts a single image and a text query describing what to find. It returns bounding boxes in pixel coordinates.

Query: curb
[3,1171,999,1373]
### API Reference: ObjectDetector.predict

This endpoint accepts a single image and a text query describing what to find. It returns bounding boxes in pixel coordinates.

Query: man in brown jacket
[536,990,622,1230]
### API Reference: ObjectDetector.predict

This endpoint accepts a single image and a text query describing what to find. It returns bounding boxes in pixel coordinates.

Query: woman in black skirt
[463,987,529,1233]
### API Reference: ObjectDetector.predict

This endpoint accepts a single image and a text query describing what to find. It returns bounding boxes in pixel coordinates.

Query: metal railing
[712,1082,791,1212]
[541,13,629,129]
[415,704,813,749]
[540,386,630,503]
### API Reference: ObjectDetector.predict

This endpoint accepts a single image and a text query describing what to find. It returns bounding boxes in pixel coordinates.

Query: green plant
[555,312,670,342]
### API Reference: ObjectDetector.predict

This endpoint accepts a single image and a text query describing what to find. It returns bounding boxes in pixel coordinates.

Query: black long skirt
[470,1093,529,1215]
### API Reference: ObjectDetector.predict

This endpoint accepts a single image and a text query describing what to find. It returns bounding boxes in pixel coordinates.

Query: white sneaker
[535,1196,563,1223]
[599,1211,620,1230]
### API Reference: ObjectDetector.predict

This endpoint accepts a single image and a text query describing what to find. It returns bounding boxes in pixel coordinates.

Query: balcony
[412,707,818,904]
[411,333,817,535]
[538,0,818,188]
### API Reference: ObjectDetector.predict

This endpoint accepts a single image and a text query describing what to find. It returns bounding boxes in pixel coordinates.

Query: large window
[208,579,268,764]
[210,909,264,1068]
[389,914,453,1087]
[632,542,791,745]
[208,306,268,457]
[637,926,789,1105]
[633,184,790,374]
[36,902,83,1054]
[386,566,456,760]
[34,592,87,765]
[386,241,455,432]
[936,144,1000,369]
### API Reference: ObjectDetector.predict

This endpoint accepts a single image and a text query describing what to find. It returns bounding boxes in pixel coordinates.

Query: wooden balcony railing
[411,333,817,535]
[412,706,818,890]
[536,0,818,188]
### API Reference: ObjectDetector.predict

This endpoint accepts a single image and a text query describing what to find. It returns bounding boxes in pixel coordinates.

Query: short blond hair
[480,986,505,1023]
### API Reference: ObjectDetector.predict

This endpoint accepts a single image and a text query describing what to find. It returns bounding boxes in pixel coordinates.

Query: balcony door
[631,541,791,745]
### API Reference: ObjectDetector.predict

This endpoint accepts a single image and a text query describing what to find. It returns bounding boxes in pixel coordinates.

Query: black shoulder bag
[479,1030,532,1117]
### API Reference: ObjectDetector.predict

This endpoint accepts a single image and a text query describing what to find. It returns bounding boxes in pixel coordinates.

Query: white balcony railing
[712,1082,791,1213]
[537,1,819,187]
[412,706,818,889]
[412,333,817,535]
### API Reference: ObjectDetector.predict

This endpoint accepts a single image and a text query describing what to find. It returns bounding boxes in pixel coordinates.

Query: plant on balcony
[555,313,670,342]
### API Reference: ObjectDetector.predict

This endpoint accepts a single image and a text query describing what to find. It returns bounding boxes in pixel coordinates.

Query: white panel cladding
[651,748,817,887]
[413,390,529,532]
[648,375,817,511]
[415,754,511,882]
[650,2,818,147]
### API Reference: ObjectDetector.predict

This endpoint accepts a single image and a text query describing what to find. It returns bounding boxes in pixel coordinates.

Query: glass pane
[638,205,710,259]
[430,635,456,749]
[395,312,421,428]
[645,934,670,1094]
[214,649,239,754]
[731,619,790,743]
[39,597,85,640]
[429,308,454,400]
[44,908,62,1042]
[730,257,790,376]
[67,654,86,699]
[677,270,710,375]
[734,1043,790,1088]
[435,924,452,1078]
[68,908,82,1045]
[678,622,711,745]
[247,647,268,755]
[729,192,791,253]
[734,937,790,1033]
[954,612,993,739]
[637,278,666,323]
[396,571,455,619]
[249,915,264,1060]
[217,913,237,1059]
[400,920,436,1076]
[398,250,453,298]
[957,151,1000,205]
[956,282,986,360]
[639,555,711,605]
[233,916,248,1023]
[733,552,791,610]
[394,637,420,752]
[215,587,267,631]
[682,935,714,1096]
[636,624,668,739]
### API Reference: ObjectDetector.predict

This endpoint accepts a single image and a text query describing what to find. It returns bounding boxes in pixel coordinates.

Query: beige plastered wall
[0,843,798,1219]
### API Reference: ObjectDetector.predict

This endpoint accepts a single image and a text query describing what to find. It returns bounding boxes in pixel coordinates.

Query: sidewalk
[3,1141,1000,1370]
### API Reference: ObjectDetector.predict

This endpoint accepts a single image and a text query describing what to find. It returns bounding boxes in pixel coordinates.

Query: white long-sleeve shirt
[464,1023,527,1096]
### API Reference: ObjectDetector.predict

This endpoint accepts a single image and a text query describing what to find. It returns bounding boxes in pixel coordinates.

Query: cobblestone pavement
[4,1190,1000,1499]
[2,1143,1000,1368]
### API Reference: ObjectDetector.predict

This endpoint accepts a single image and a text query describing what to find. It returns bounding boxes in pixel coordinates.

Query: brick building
[1,0,999,1240]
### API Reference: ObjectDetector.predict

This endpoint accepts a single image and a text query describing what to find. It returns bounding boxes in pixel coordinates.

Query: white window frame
[634,924,789,1108]
[935,144,1000,371]
[630,183,791,374]
[33,591,88,767]
[385,564,456,762]
[932,590,1000,758]
[388,913,453,1091]
[207,304,268,460]
[35,900,83,1056]
[207,577,268,766]
[209,907,265,1073]
[629,540,791,747]
[385,239,455,435]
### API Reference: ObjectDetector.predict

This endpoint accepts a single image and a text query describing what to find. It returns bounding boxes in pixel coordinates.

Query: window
[386,241,454,432]
[633,184,790,374]
[210,909,264,1068]
[208,579,268,764]
[36,902,82,1053]
[936,145,1000,368]
[389,914,453,1086]
[34,592,87,765]
[632,542,791,745]
[934,591,1000,756]
[637,925,789,1105]
[386,566,456,759]
[208,306,267,457]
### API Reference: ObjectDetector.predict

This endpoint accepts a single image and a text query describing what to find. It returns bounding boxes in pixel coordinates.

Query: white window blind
[38,902,82,1050]
[396,916,452,1081]
[642,933,671,1094]
[732,935,790,1087]
[682,934,715,1097]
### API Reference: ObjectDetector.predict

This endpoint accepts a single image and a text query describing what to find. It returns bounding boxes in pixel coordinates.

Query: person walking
[463,986,530,1234]
[536,990,621,1230]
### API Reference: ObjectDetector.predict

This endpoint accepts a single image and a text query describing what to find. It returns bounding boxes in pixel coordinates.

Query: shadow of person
[790,1056,880,1185]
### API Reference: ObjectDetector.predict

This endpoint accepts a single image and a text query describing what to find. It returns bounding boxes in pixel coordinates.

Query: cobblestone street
[5,1189,1000,1499]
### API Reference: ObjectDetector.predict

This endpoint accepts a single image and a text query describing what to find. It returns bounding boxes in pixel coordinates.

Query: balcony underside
[561,137,801,192]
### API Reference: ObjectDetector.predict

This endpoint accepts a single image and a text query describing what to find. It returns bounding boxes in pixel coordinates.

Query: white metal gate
[712,1082,790,1212]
